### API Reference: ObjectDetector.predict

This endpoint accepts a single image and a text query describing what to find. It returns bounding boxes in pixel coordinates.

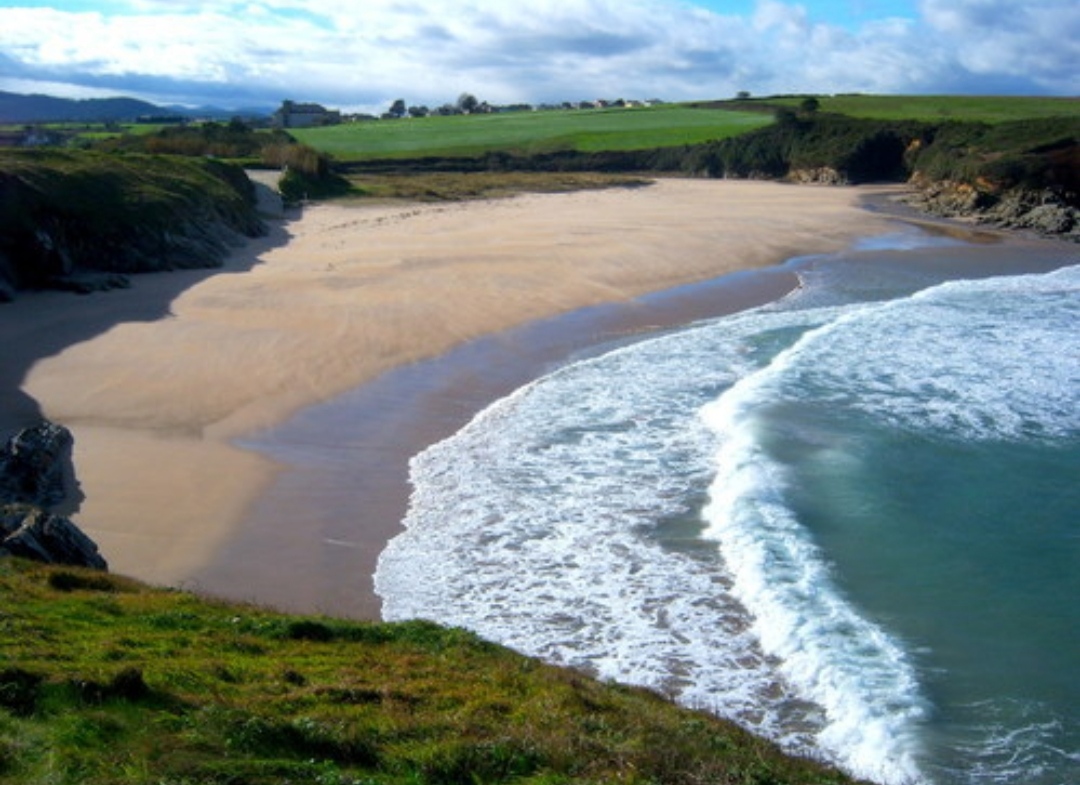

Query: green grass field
[767,94,1080,123]
[291,104,772,161]
[0,560,862,785]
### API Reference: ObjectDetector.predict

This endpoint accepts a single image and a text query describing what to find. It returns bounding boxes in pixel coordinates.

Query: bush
[284,620,335,642]
[47,570,119,593]
[0,668,42,716]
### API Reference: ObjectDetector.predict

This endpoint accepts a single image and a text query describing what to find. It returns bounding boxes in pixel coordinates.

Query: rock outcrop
[0,421,107,570]
[0,504,107,570]
[0,420,74,508]
[905,181,1079,242]
[787,167,847,185]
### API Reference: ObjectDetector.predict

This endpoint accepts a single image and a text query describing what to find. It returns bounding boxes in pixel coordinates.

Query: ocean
[374,225,1079,785]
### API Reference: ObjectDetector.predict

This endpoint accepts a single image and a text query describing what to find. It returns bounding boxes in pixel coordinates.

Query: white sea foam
[377,308,842,744]
[375,262,1080,785]
[700,324,930,784]
[774,264,1080,443]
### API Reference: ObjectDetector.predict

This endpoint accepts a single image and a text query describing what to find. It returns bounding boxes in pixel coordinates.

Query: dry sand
[1,179,898,611]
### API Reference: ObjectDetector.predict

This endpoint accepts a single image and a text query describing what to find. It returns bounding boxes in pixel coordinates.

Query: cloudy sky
[0,1,1077,112]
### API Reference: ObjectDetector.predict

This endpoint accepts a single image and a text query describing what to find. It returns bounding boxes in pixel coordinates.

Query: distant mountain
[0,91,169,123]
[0,91,271,124]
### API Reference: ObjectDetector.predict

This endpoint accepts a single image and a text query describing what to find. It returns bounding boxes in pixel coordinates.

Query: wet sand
[1,179,901,615]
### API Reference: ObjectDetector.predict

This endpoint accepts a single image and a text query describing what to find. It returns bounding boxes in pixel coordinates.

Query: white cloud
[0,0,1075,110]
[917,0,1080,93]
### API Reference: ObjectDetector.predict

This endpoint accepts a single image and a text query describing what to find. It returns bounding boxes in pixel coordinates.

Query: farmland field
[290,105,772,160]
[767,94,1080,123]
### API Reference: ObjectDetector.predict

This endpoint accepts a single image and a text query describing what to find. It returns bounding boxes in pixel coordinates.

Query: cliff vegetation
[0,149,266,298]
[94,121,351,204]
[0,558,866,785]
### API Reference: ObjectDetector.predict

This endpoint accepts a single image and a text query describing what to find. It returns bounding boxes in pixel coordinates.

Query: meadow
[762,93,1080,123]
[287,95,1078,167]
[290,104,772,160]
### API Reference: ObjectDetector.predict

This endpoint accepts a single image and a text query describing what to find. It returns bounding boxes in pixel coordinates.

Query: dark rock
[906,181,1079,242]
[983,189,1078,237]
[0,503,108,570]
[0,421,74,508]
[0,421,107,570]
[788,167,847,185]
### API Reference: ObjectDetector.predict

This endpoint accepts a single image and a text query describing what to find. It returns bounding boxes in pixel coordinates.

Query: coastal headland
[3,179,902,615]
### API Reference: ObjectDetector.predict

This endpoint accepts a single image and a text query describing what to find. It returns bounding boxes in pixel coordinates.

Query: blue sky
[0,1,1076,112]
[696,1,917,28]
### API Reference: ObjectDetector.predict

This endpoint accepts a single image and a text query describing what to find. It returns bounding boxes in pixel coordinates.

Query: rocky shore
[0,421,107,569]
[904,180,1079,241]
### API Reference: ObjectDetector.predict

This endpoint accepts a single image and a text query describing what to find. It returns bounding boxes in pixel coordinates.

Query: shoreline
[192,257,806,617]
[3,179,911,613]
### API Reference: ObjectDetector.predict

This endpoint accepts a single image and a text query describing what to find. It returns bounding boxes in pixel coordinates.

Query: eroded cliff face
[905,175,1079,241]
[0,151,266,298]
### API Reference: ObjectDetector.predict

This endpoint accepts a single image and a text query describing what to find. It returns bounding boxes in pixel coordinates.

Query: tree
[799,97,821,115]
[457,93,479,114]
[388,98,406,119]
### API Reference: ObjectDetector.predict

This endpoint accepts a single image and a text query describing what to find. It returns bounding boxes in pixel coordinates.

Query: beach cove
[0,179,898,612]
[5,176,1078,783]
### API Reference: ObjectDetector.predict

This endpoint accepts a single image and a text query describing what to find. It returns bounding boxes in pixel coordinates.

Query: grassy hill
[0,559,864,785]
[288,96,1078,163]
[290,105,772,161]
[759,94,1080,124]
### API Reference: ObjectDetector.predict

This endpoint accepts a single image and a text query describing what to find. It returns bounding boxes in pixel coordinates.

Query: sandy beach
[1,179,899,616]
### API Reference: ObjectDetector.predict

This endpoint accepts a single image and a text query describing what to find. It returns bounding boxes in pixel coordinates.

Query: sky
[0,1,1076,113]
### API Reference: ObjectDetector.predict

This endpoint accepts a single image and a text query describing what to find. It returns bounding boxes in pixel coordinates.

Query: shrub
[284,620,335,642]
[0,668,42,716]
[47,570,119,593]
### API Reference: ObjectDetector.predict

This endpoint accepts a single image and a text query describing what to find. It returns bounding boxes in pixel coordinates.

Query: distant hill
[0,91,271,124]
[0,91,169,123]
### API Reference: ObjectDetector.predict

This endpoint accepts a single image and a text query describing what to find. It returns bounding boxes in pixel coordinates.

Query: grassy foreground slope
[291,105,771,161]
[0,560,863,785]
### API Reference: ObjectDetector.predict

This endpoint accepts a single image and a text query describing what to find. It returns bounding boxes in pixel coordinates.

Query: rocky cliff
[903,178,1079,240]
[0,422,107,570]
[0,150,266,299]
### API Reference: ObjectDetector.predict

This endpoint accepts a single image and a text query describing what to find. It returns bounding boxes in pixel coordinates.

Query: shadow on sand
[0,213,296,441]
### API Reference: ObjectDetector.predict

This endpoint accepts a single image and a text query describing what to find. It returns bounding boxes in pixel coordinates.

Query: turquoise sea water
[375,230,1079,784]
